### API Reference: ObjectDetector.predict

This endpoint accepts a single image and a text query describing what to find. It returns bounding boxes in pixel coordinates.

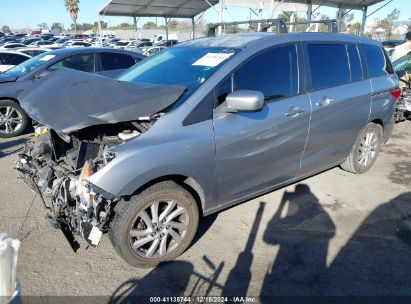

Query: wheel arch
[0,96,20,104]
[124,174,207,217]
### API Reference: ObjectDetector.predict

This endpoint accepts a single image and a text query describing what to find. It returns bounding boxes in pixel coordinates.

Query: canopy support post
[164,17,169,41]
[360,6,367,36]
[337,5,343,32]
[218,0,224,36]
[98,14,103,47]
[191,17,195,39]
[133,16,138,39]
[306,0,312,32]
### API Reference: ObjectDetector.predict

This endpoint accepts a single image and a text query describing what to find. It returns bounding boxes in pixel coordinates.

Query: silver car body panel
[84,33,397,215]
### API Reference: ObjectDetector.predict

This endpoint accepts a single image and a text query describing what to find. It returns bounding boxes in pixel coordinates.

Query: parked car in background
[393,51,411,77]
[106,38,121,47]
[0,47,144,137]
[113,40,136,49]
[143,46,166,56]
[30,40,60,49]
[0,43,27,49]
[48,37,60,42]
[14,47,50,57]
[0,38,17,46]
[70,34,87,40]
[13,33,399,268]
[13,33,28,40]
[125,40,153,51]
[22,37,41,45]
[0,51,31,72]
[61,40,92,48]
[30,30,42,36]
[382,40,404,59]
[54,38,70,46]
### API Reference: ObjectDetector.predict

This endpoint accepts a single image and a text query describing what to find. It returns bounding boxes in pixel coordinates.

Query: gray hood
[19,68,185,134]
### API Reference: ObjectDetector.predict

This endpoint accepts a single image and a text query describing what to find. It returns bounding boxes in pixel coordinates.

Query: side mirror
[226,90,265,113]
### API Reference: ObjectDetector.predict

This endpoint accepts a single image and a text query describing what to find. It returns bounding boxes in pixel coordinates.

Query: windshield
[118,47,240,107]
[116,41,129,46]
[393,53,411,72]
[2,52,56,77]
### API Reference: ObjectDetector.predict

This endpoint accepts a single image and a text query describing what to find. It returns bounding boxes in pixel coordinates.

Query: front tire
[109,181,199,268]
[0,100,28,138]
[341,123,383,174]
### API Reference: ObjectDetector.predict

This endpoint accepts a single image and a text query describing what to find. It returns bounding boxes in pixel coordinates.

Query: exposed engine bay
[13,68,187,250]
[15,116,159,250]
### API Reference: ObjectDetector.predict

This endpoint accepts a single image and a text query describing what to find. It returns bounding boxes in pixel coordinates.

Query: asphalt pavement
[0,121,410,301]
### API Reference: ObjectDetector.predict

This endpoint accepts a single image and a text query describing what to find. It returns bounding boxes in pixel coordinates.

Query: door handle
[285,106,305,117]
[316,96,334,107]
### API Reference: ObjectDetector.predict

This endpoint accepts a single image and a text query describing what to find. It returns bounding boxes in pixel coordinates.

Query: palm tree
[64,0,80,34]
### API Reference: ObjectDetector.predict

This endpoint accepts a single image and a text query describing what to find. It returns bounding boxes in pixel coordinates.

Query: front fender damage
[14,69,185,251]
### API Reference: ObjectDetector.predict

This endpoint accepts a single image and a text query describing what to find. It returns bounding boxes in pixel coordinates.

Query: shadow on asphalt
[0,137,26,158]
[109,187,411,302]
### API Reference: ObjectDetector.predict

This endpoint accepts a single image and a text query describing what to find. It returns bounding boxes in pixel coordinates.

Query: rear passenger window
[307,44,350,90]
[234,44,298,101]
[347,45,363,81]
[100,53,136,71]
[361,44,394,77]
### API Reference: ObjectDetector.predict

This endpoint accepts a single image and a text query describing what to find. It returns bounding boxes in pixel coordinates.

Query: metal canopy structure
[98,0,393,40]
[99,0,219,18]
[223,0,391,36]
[98,0,219,41]
[272,0,386,10]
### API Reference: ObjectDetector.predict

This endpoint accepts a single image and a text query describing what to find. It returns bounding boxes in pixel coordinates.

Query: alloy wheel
[358,131,378,167]
[129,200,189,258]
[0,106,23,135]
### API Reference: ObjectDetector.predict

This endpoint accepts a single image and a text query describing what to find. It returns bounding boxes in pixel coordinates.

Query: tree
[93,21,108,33]
[51,22,64,32]
[64,0,80,33]
[142,21,157,29]
[335,9,354,32]
[376,8,400,39]
[1,25,11,34]
[37,22,49,30]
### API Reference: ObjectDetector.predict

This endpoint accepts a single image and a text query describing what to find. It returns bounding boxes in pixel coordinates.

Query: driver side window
[47,53,95,73]
[234,44,298,101]
[214,44,299,107]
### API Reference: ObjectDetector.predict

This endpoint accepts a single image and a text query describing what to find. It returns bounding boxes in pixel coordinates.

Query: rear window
[307,44,350,90]
[361,44,394,77]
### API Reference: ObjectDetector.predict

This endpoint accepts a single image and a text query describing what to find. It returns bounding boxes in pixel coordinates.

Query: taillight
[390,87,401,100]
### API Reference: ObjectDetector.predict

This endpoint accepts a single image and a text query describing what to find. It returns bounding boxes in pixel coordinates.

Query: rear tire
[341,123,383,174]
[0,100,28,138]
[109,181,199,268]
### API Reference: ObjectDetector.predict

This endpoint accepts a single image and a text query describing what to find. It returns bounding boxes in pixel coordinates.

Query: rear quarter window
[361,44,394,77]
[307,43,350,90]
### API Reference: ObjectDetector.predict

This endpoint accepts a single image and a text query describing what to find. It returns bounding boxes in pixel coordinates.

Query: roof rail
[286,19,338,33]
[207,19,288,37]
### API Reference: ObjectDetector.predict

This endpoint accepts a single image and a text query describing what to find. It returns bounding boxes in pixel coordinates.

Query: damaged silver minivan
[15,32,398,268]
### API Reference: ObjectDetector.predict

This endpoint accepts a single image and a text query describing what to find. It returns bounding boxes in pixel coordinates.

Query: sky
[0,0,410,31]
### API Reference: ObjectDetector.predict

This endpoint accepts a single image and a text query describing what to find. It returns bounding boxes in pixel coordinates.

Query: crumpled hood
[19,68,185,134]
